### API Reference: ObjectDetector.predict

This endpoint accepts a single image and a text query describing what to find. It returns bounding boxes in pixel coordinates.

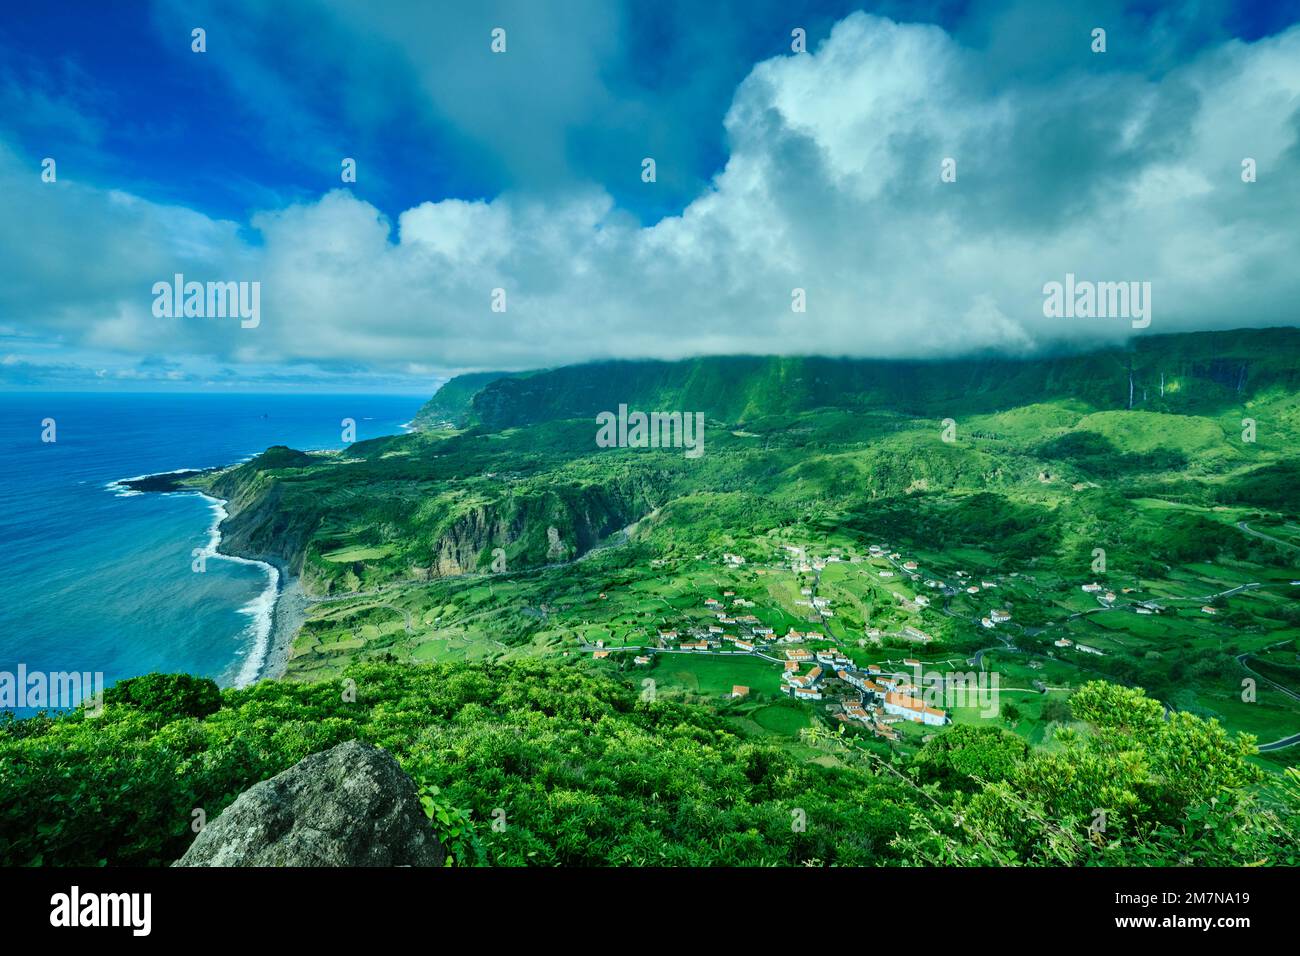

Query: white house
[883,692,948,727]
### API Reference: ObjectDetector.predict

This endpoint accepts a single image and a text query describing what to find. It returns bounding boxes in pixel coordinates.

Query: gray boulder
[175,740,444,867]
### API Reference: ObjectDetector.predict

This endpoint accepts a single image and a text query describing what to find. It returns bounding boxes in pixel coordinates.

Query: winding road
[1237,520,1300,553]
[1236,643,1300,751]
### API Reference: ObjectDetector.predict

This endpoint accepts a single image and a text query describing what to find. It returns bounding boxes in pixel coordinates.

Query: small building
[883,691,948,726]
[901,626,933,644]
[730,685,750,698]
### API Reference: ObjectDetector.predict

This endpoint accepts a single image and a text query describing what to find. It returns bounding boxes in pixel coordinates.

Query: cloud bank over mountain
[3,7,1299,387]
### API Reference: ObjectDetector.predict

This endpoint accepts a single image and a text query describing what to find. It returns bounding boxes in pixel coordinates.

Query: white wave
[194,493,281,688]
[103,468,280,686]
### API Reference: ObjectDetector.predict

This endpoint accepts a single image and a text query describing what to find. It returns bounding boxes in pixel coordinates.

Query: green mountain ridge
[414,328,1300,431]
[411,370,529,429]
[194,327,1300,598]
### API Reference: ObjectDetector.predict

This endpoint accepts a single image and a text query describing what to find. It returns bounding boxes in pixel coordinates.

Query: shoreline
[197,493,304,685]
[112,470,305,686]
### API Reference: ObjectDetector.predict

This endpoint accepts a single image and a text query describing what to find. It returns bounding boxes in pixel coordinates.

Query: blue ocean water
[0,392,426,712]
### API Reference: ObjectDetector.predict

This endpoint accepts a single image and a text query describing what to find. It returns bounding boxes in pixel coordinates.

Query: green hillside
[411,370,529,429]
[14,327,1298,866]
[465,329,1300,430]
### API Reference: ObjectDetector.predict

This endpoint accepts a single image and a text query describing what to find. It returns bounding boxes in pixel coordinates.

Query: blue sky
[2,0,1299,391]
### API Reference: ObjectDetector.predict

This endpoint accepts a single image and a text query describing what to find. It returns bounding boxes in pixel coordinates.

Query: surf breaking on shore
[198,493,279,687]
[106,469,296,688]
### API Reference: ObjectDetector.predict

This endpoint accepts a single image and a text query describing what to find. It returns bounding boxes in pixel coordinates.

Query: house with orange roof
[785,665,824,689]
[883,691,948,726]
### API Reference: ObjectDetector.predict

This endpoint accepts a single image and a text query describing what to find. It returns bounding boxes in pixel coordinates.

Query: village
[585,541,1009,741]
[581,532,1212,742]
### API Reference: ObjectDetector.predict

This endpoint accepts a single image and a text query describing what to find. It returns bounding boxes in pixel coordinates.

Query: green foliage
[4,664,1293,868]
[1036,431,1188,477]
[419,785,486,867]
[918,682,1290,866]
[1217,460,1300,513]
[247,445,316,470]
[850,493,1059,563]
[103,673,222,725]
[913,725,1029,792]
[0,660,921,867]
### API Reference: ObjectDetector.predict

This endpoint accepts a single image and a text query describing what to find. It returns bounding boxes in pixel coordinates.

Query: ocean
[0,392,426,714]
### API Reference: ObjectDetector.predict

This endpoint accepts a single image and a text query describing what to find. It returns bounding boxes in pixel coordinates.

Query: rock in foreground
[176,740,444,867]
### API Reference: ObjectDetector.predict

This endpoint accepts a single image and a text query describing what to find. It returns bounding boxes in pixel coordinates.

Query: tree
[912,724,1028,792]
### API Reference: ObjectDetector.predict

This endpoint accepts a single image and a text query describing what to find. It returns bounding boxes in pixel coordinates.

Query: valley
[183,329,1300,772]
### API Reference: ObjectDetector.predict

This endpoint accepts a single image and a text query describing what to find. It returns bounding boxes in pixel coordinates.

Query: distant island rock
[174,740,444,867]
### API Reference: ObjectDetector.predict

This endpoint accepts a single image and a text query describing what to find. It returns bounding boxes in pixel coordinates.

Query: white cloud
[4,12,1300,384]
